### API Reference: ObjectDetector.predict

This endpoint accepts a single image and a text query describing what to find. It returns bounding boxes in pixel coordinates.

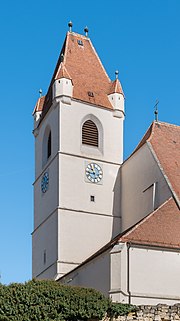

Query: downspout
[127,242,131,304]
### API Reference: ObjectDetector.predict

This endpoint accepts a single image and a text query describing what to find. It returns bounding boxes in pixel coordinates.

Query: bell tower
[32,25,125,280]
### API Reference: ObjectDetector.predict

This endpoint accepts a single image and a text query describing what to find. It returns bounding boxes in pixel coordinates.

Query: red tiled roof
[134,121,180,202]
[55,63,72,80]
[33,96,45,114]
[120,198,180,248]
[150,122,180,200]
[57,197,180,282]
[108,78,124,95]
[34,32,124,118]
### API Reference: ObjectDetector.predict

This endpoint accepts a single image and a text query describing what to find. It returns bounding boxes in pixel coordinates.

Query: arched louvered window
[82,120,98,147]
[47,131,51,159]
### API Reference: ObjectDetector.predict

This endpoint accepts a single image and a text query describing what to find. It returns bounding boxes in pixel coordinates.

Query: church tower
[32,25,125,280]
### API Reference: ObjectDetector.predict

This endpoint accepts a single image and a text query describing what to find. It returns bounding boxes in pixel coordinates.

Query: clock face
[41,172,49,193]
[86,163,103,183]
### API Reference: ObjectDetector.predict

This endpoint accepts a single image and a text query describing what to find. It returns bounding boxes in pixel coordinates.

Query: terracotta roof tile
[33,96,45,114]
[149,122,180,201]
[35,31,124,122]
[120,198,180,248]
[108,78,124,95]
[63,32,113,109]
[55,63,72,80]
[133,121,180,202]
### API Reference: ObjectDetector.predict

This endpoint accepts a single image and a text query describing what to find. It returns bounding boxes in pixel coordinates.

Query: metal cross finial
[68,21,73,32]
[84,26,89,37]
[39,89,43,97]
[154,99,159,122]
[115,70,119,79]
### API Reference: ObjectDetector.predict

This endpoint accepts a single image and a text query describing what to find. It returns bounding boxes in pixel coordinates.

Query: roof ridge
[120,197,173,240]
[63,32,69,65]
[155,121,180,128]
[147,121,156,142]
[67,31,90,40]
[89,37,111,82]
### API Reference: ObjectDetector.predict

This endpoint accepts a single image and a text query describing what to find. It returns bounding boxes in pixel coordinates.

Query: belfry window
[47,131,51,159]
[82,120,98,147]
[42,125,52,168]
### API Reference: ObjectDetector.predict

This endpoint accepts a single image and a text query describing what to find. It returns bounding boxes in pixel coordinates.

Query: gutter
[127,242,131,304]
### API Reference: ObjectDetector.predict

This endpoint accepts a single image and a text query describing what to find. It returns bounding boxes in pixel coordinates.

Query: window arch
[82,120,99,147]
[42,125,52,167]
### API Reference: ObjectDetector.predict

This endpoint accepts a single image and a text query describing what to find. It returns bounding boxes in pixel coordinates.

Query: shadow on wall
[112,167,122,239]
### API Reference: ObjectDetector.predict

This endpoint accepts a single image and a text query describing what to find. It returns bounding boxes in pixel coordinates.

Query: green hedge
[0,279,134,320]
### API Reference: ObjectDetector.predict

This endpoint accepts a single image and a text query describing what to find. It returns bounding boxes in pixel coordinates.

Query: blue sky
[0,0,179,285]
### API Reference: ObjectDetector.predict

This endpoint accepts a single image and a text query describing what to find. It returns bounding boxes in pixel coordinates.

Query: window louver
[82,120,98,147]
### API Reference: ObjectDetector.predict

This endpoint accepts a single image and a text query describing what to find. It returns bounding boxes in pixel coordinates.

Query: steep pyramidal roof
[34,31,124,118]
[134,121,180,202]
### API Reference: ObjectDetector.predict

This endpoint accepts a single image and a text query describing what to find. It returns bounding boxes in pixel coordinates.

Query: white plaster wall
[110,243,128,303]
[60,250,111,297]
[129,246,180,305]
[32,211,58,278]
[33,95,124,279]
[36,263,57,280]
[34,105,59,179]
[58,209,120,267]
[34,157,58,229]
[60,100,124,164]
[121,144,171,231]
[59,154,121,218]
[53,78,73,99]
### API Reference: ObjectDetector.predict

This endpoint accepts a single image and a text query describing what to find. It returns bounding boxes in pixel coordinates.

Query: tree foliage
[0,279,134,320]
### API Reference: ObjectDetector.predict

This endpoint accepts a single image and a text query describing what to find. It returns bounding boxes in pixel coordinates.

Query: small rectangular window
[88,91,94,97]
[43,250,46,264]
[90,195,95,202]
[77,40,83,46]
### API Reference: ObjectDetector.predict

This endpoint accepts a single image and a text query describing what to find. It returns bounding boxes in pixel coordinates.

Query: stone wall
[105,304,180,321]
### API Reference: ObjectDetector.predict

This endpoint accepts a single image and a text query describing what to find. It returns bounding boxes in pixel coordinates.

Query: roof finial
[84,26,89,37]
[39,89,43,97]
[115,70,119,79]
[68,21,73,32]
[60,53,64,62]
[154,99,159,122]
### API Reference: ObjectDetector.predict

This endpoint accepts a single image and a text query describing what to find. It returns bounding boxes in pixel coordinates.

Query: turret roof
[55,63,72,80]
[108,78,124,95]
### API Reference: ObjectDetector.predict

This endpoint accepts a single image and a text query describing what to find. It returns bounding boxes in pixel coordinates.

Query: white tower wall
[32,95,124,279]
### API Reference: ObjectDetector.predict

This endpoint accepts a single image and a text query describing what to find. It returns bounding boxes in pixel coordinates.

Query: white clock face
[86,163,103,183]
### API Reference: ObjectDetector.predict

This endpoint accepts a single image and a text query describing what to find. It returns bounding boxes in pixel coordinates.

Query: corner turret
[52,63,73,104]
[108,71,125,118]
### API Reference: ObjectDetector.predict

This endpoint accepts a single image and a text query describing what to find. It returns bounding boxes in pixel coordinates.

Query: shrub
[0,279,134,320]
